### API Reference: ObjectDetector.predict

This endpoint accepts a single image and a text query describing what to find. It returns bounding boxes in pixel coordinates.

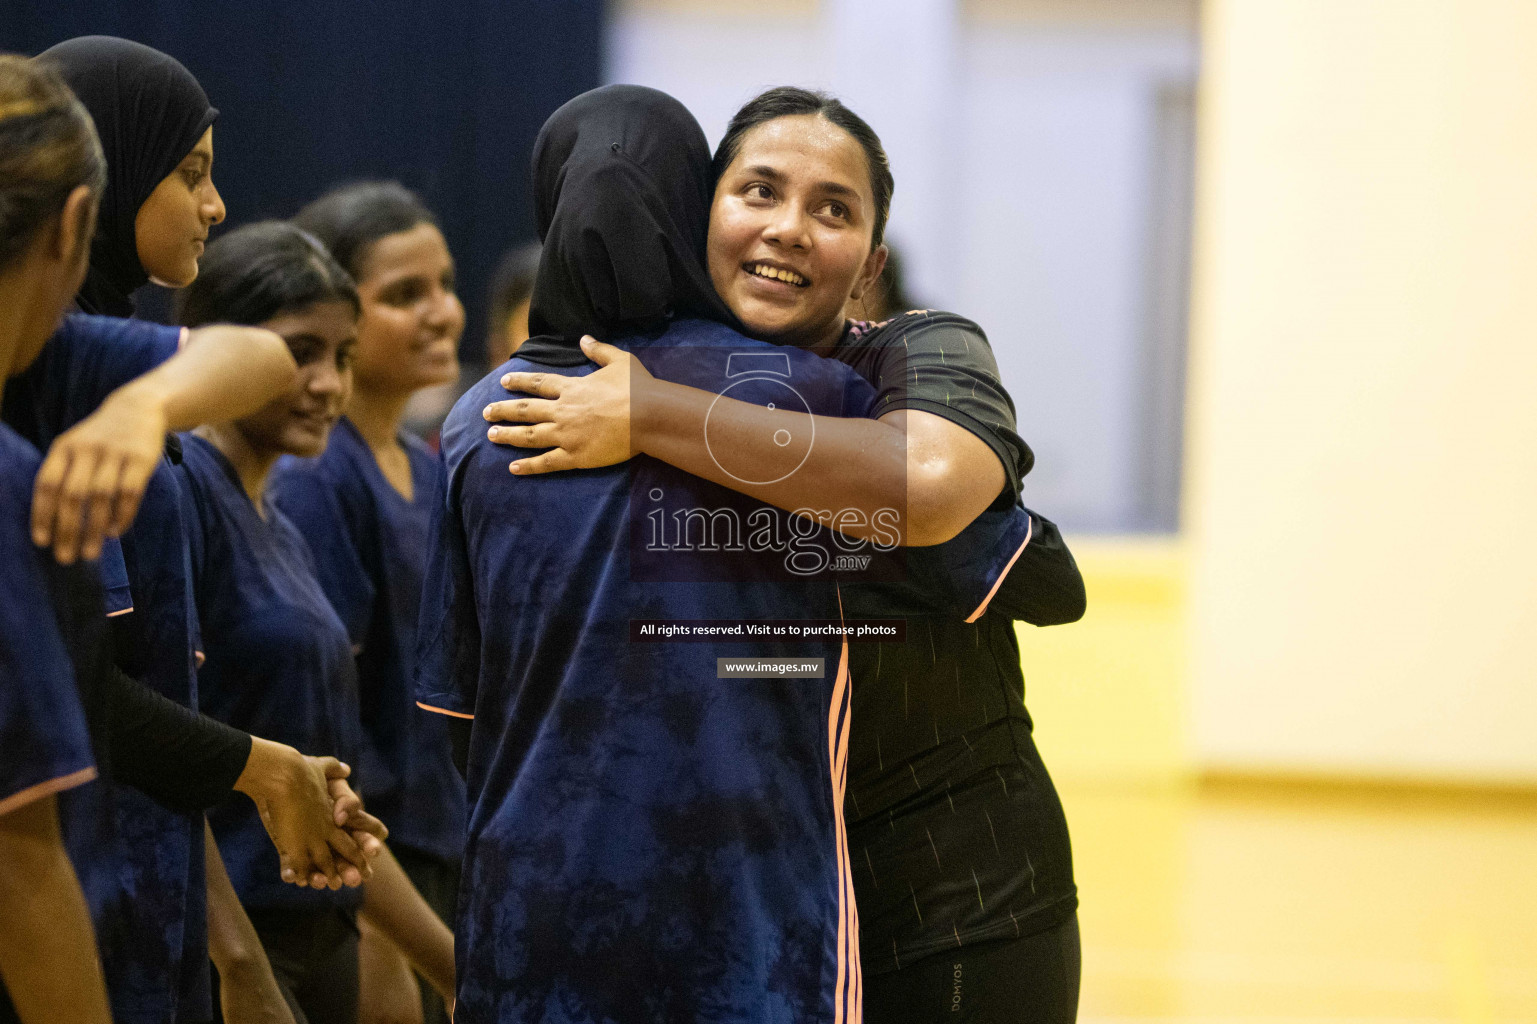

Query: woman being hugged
[275,182,467,1024]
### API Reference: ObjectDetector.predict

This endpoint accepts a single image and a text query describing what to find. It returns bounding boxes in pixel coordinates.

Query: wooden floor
[1062,778,1537,1023]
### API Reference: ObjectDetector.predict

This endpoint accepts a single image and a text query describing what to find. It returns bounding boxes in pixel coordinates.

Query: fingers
[487,423,556,449]
[107,452,155,537]
[342,806,389,846]
[45,445,99,564]
[326,826,370,886]
[317,757,351,780]
[498,371,564,398]
[30,446,70,550]
[307,833,341,890]
[329,781,362,827]
[481,397,558,425]
[578,335,621,365]
[78,452,126,562]
[509,449,578,476]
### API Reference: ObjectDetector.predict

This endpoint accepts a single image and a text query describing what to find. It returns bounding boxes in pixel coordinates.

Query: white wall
[1185,0,1537,783]
[606,0,1199,532]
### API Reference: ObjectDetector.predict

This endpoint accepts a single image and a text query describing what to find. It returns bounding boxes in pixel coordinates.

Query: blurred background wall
[0,0,603,349]
[1184,0,1537,785]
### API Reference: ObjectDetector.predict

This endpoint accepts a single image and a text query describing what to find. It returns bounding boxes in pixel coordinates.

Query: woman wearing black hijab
[39,35,223,316]
[514,84,743,365]
[6,36,384,1024]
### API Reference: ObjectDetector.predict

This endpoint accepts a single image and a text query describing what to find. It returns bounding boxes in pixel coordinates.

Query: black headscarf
[518,84,740,366]
[37,36,218,317]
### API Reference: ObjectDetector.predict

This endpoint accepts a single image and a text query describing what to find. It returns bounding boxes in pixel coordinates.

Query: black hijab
[518,84,740,366]
[37,36,218,317]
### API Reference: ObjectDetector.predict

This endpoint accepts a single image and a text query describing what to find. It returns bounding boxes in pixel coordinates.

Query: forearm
[104,663,252,813]
[637,377,910,542]
[110,324,296,433]
[0,797,112,1024]
[359,846,455,999]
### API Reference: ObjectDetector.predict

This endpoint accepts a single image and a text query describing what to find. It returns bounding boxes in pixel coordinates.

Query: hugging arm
[486,337,1003,546]
[32,324,297,564]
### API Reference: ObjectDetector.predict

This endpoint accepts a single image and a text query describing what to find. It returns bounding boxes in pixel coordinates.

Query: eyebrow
[740,164,862,202]
[183,151,210,171]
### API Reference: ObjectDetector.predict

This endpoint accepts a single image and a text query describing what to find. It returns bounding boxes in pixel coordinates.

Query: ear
[51,185,96,266]
[847,243,888,302]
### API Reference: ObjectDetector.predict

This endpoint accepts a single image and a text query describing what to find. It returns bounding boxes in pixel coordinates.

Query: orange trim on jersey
[416,701,474,720]
[964,518,1033,624]
[105,605,134,618]
[0,766,98,818]
[194,651,205,669]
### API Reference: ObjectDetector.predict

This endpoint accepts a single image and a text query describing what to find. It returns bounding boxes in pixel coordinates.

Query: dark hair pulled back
[178,220,358,329]
[292,180,437,282]
[712,86,894,248]
[0,54,105,268]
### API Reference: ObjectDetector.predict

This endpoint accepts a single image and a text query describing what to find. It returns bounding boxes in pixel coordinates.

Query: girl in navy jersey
[277,182,467,1024]
[178,221,454,1024]
[17,37,386,1024]
[0,52,116,1024]
[486,87,1084,1023]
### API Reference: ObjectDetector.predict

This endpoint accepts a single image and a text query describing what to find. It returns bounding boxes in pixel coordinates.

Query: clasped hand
[236,738,389,890]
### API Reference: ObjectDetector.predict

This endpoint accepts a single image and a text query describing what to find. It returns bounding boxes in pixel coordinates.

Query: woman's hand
[484,336,649,475]
[31,380,169,564]
[233,738,385,889]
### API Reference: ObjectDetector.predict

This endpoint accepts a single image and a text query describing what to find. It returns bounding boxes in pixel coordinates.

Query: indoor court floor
[1063,778,1537,1023]
[1016,541,1537,1023]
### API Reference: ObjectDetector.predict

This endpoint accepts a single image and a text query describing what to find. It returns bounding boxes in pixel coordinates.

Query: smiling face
[351,222,463,398]
[134,126,225,288]
[236,299,356,458]
[708,114,887,352]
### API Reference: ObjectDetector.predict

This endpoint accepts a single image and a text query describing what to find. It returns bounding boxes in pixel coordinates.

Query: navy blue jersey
[0,423,108,1021]
[1,313,217,1023]
[1,314,182,616]
[0,425,98,815]
[176,433,363,912]
[270,417,466,864]
[418,318,883,1024]
[108,459,211,1024]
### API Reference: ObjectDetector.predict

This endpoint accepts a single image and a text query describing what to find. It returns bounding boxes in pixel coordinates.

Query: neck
[345,381,412,452]
[0,261,54,392]
[196,422,281,509]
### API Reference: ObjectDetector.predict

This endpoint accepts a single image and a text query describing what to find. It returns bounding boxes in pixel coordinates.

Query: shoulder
[844,310,992,355]
[0,425,41,497]
[0,428,42,554]
[56,313,184,357]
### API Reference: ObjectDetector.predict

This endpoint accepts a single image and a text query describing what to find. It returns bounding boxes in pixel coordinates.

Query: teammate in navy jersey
[17,37,388,1024]
[0,425,112,1024]
[0,54,115,1024]
[179,221,455,1024]
[282,181,467,1024]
